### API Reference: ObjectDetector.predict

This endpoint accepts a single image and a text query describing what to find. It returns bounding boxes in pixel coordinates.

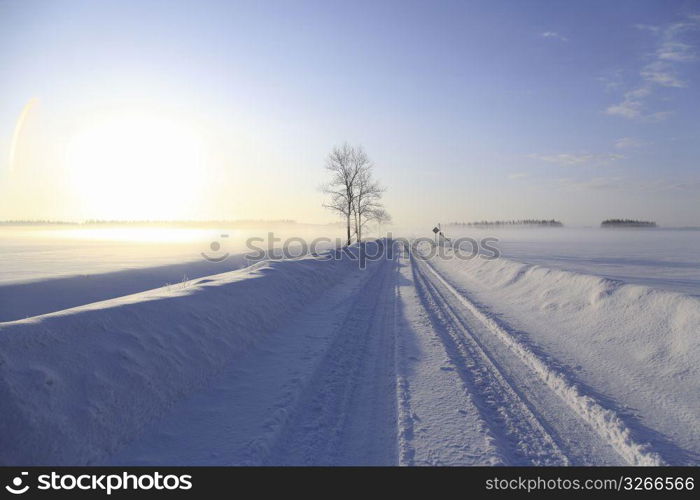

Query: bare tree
[352,161,385,243]
[321,143,361,246]
[367,207,392,236]
[322,143,390,245]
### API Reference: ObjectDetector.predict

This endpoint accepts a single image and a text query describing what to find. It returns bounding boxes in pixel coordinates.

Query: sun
[65,111,205,220]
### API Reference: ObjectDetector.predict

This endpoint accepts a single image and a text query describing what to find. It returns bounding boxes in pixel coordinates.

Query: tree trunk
[346,214,351,246]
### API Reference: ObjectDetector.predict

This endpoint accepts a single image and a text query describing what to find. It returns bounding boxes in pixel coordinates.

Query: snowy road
[101,247,672,466]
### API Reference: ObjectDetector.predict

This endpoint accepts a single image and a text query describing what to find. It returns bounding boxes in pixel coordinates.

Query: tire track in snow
[419,256,664,466]
[411,255,569,465]
[393,257,416,466]
[394,254,501,465]
[333,256,399,465]
[263,257,398,465]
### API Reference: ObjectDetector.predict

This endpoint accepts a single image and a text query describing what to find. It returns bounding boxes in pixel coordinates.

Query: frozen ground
[0,234,698,466]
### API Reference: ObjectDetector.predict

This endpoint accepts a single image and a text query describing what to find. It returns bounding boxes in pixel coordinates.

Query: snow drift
[0,254,252,323]
[429,251,700,463]
[0,252,358,465]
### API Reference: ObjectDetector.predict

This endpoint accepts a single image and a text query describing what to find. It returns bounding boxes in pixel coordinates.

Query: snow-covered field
[0,225,344,285]
[454,227,700,297]
[0,229,698,465]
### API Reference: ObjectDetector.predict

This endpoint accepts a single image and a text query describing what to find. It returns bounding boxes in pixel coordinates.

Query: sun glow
[65,111,205,220]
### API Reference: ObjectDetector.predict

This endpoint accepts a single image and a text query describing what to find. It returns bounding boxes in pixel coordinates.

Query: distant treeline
[81,219,300,227]
[601,219,657,228]
[0,219,302,227]
[448,219,563,227]
[0,220,74,226]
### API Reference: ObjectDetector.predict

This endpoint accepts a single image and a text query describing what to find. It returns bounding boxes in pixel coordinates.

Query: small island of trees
[601,219,657,228]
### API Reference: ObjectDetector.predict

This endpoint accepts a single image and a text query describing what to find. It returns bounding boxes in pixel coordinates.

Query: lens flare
[8,97,39,175]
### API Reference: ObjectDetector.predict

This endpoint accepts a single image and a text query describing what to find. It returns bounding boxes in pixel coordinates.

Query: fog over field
[3,224,700,296]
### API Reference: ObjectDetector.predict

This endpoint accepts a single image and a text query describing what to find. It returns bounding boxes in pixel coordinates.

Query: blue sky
[1,0,699,226]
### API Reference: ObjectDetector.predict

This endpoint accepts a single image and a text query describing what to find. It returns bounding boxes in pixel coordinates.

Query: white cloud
[559,176,700,193]
[605,86,653,118]
[634,24,660,33]
[508,172,530,180]
[530,152,624,166]
[560,177,623,191]
[641,61,686,87]
[614,137,643,149]
[597,73,624,91]
[645,110,674,122]
[605,14,699,120]
[606,99,643,119]
[657,41,696,62]
[626,87,652,99]
[540,31,568,42]
[641,179,700,193]
[673,180,700,192]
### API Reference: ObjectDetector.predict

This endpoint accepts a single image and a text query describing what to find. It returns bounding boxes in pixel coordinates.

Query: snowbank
[429,252,700,463]
[0,253,357,465]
